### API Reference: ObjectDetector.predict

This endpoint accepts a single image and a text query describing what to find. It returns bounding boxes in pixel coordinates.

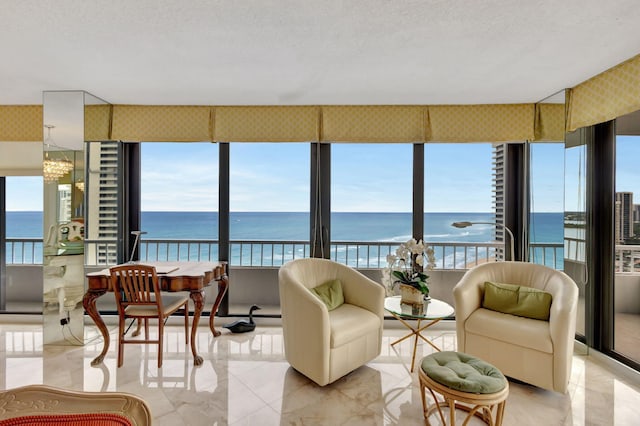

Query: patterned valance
[567,54,640,132]
[214,106,318,142]
[1,103,567,145]
[428,104,536,142]
[84,104,112,141]
[535,103,566,142]
[322,106,424,142]
[111,105,213,141]
[0,105,43,141]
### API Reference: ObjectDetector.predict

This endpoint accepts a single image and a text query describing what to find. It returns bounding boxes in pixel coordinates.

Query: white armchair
[453,261,579,393]
[278,258,385,386]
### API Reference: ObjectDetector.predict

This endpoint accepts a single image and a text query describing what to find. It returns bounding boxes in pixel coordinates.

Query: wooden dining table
[83,261,228,366]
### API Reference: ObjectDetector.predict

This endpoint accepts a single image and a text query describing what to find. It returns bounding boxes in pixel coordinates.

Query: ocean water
[6,211,564,242]
[6,211,563,267]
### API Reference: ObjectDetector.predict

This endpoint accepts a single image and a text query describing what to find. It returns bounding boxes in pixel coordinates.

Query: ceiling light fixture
[43,124,74,183]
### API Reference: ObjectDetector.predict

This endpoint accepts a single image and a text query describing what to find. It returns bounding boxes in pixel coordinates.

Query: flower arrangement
[383,238,436,298]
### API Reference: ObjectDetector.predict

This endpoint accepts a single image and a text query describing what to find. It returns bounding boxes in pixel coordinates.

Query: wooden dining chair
[110,264,190,368]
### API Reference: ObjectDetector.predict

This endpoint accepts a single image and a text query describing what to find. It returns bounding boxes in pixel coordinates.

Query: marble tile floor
[1,318,640,425]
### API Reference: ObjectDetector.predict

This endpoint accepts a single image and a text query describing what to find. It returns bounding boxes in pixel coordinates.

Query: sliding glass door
[564,130,588,339]
[613,111,640,365]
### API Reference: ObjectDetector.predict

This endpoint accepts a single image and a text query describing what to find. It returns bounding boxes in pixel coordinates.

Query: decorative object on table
[223,304,261,333]
[382,238,435,305]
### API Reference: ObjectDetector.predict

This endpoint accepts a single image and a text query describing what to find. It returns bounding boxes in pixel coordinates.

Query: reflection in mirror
[84,92,110,142]
[538,89,565,104]
[43,148,85,345]
[42,91,86,345]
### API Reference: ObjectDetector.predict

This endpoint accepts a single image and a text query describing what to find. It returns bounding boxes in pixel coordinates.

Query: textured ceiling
[1,0,639,106]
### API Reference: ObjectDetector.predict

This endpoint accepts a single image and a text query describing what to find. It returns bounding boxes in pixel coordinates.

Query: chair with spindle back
[110,264,190,368]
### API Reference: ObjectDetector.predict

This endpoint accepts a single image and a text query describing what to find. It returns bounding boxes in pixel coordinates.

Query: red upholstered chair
[0,384,151,425]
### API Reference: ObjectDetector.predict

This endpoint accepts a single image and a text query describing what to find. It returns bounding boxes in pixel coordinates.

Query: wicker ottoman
[419,351,509,426]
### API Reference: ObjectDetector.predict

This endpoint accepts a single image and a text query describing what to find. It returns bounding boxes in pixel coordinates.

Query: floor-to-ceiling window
[2,176,42,312]
[565,131,588,339]
[613,113,640,365]
[529,143,564,269]
[139,142,218,262]
[331,143,412,268]
[229,143,309,266]
[426,143,493,269]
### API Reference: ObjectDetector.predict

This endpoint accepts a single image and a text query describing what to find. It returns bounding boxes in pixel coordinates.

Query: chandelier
[43,124,74,183]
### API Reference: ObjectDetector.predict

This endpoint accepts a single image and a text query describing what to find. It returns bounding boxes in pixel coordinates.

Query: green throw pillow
[482,281,552,321]
[482,281,519,312]
[311,279,344,311]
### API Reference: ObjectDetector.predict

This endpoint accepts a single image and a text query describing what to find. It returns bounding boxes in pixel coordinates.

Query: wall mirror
[42,91,98,345]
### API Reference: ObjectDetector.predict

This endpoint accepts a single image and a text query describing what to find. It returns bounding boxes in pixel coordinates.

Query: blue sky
[6,141,575,212]
[137,142,566,212]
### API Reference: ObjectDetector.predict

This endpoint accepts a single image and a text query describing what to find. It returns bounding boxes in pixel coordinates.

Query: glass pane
[613,133,640,363]
[140,142,218,262]
[5,176,43,238]
[3,176,42,313]
[85,141,119,266]
[426,143,493,269]
[529,143,564,269]
[331,144,412,268]
[230,143,309,266]
[564,139,587,338]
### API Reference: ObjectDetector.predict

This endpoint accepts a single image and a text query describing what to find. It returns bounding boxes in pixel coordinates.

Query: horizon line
[6,210,565,214]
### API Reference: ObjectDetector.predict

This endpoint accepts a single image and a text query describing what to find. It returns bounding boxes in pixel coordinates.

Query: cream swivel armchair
[453,262,579,393]
[279,258,385,386]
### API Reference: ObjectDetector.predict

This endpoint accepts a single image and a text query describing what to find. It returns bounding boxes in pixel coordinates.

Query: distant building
[615,192,634,243]
[86,141,119,264]
[493,144,505,260]
[634,204,640,223]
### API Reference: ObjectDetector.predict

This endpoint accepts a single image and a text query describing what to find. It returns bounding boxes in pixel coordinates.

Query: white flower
[381,238,436,296]
[424,247,437,269]
[396,244,409,260]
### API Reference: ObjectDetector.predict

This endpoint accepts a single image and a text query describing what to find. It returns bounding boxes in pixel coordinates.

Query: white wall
[6,265,42,302]
[615,274,640,314]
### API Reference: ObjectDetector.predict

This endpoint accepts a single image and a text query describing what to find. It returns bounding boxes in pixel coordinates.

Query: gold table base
[388,311,443,372]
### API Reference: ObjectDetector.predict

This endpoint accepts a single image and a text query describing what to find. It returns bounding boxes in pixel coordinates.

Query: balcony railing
[615,244,640,273]
[5,238,43,264]
[6,238,565,271]
[529,242,564,269]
